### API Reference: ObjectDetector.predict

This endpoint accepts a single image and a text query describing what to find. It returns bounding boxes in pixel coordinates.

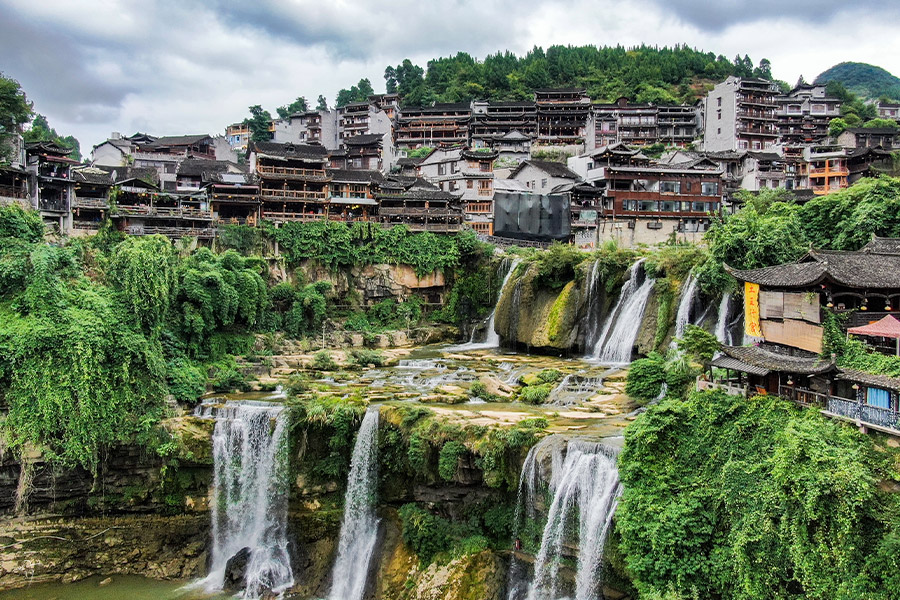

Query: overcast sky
[2,0,898,153]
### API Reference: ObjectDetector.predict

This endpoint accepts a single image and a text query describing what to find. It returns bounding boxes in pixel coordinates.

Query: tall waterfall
[582,259,605,351]
[327,406,381,600]
[714,292,732,345]
[673,273,699,341]
[453,258,522,350]
[590,259,654,365]
[508,437,622,600]
[199,401,294,598]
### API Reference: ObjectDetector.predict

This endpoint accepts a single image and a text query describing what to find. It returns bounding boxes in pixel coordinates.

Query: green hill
[814,62,900,101]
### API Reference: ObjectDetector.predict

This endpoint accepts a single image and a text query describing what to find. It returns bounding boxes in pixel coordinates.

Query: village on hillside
[2,76,898,248]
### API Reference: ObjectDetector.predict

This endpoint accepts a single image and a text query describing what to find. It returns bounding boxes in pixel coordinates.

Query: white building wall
[702,77,739,152]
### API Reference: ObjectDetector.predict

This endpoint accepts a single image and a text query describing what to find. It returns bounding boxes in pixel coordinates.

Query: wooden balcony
[379,206,458,217]
[466,202,492,213]
[696,379,748,397]
[260,211,326,223]
[379,220,462,233]
[115,205,212,219]
[0,185,27,199]
[72,197,109,209]
[259,189,328,201]
[257,165,329,180]
[125,225,216,238]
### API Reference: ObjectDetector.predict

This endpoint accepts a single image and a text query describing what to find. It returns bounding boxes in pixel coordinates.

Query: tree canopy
[243,105,273,142]
[0,72,32,163]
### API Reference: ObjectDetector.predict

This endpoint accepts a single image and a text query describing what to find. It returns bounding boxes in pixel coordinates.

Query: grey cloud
[0,8,134,123]
[654,0,900,32]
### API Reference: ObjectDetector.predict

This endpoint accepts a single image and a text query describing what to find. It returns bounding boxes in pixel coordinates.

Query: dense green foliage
[272,220,463,276]
[533,243,586,291]
[816,62,900,101]
[243,104,273,142]
[625,353,667,402]
[617,390,900,600]
[0,231,167,471]
[0,72,32,163]
[384,45,772,107]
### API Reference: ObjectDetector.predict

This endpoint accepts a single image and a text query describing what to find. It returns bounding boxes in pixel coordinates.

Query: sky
[2,0,899,153]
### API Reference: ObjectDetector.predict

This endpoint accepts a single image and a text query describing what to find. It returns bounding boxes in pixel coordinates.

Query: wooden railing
[825,395,900,431]
[261,211,326,223]
[260,189,327,201]
[257,165,328,179]
[0,185,27,199]
[115,205,212,219]
[696,379,748,397]
[125,225,216,238]
[378,206,457,217]
[466,202,492,213]
[72,197,109,209]
[778,385,828,408]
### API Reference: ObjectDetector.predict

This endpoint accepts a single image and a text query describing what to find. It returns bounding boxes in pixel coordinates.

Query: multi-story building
[395,103,472,149]
[837,128,898,150]
[131,134,216,192]
[590,97,658,147]
[470,101,537,148]
[534,89,590,145]
[250,141,330,223]
[70,166,113,235]
[806,144,849,195]
[418,146,497,234]
[876,101,900,122]
[703,76,780,152]
[0,133,28,207]
[369,93,401,120]
[328,134,388,171]
[775,84,841,145]
[25,141,79,233]
[508,159,580,194]
[657,105,700,147]
[326,168,383,223]
[376,175,464,233]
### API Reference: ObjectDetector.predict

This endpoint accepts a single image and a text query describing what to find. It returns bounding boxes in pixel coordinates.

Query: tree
[316,95,328,111]
[752,58,772,80]
[0,72,32,162]
[863,118,900,130]
[335,78,375,108]
[23,114,82,160]
[243,105,273,143]
[276,96,308,119]
[829,117,849,138]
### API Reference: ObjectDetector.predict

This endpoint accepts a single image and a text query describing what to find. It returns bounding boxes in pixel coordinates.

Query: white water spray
[198,400,294,599]
[714,292,732,345]
[508,437,621,600]
[590,259,654,365]
[673,273,699,341]
[451,258,522,350]
[327,407,381,600]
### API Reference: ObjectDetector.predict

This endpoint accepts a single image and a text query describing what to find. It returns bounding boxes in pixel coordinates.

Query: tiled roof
[837,368,900,392]
[726,249,900,289]
[863,237,900,255]
[251,141,329,160]
[72,167,113,185]
[176,159,240,178]
[720,345,834,375]
[146,134,211,147]
[326,168,384,184]
[513,159,579,180]
[344,134,383,147]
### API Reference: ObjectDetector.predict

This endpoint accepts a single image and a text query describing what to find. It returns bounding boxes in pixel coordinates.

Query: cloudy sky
[2,0,898,153]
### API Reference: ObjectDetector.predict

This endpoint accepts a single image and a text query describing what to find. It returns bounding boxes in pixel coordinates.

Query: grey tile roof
[863,237,900,255]
[837,368,900,392]
[721,345,834,375]
[251,141,329,160]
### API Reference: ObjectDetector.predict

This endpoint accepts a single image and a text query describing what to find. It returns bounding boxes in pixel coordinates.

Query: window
[701,182,719,196]
[717,110,722,120]
[660,200,677,212]
[717,128,721,135]
[717,97,722,107]
[467,180,474,189]
[541,178,548,189]
[659,181,681,194]
[691,201,709,212]
[638,200,659,212]
[438,164,446,175]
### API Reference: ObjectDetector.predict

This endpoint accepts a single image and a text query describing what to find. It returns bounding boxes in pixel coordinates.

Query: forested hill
[343,45,778,107]
[815,61,900,101]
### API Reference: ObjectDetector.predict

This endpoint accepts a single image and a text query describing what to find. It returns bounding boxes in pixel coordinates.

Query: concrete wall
[703,77,739,152]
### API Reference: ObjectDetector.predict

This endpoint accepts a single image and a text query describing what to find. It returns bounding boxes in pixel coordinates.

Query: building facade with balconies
[703,76,780,152]
[250,141,331,223]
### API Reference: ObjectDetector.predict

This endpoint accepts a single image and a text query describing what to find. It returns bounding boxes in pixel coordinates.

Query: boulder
[223,547,251,591]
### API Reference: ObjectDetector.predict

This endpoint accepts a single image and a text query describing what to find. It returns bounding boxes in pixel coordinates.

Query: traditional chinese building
[375,176,464,233]
[250,141,330,223]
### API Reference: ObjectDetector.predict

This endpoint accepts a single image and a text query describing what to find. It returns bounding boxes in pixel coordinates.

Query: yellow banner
[745,282,762,338]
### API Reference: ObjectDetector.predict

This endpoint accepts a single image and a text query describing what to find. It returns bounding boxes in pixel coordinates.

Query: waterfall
[714,292,732,345]
[590,259,654,365]
[508,437,621,600]
[582,259,605,351]
[673,273,699,341]
[327,406,381,600]
[198,401,294,598]
[450,258,522,350]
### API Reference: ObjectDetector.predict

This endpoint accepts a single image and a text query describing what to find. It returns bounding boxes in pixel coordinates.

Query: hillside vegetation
[815,61,900,101]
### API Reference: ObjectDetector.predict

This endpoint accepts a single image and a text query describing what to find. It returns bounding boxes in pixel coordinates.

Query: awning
[329,197,377,206]
[848,315,900,339]
[711,355,770,377]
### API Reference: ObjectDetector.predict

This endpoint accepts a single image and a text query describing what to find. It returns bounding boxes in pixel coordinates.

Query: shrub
[438,441,467,481]
[535,368,563,384]
[311,350,338,371]
[349,349,385,368]
[398,503,456,564]
[344,311,370,331]
[625,352,666,402]
[533,242,585,290]
[520,383,552,405]
[285,373,310,396]
[166,357,206,404]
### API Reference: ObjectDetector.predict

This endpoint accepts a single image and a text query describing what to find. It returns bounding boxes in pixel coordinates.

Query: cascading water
[508,437,622,600]
[582,259,605,351]
[327,406,381,600]
[673,273,699,341]
[714,292,733,345]
[197,400,294,598]
[451,258,522,350]
[590,259,654,365]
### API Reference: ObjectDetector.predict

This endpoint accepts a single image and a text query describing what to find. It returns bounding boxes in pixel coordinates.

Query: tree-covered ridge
[384,44,775,107]
[816,61,900,102]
